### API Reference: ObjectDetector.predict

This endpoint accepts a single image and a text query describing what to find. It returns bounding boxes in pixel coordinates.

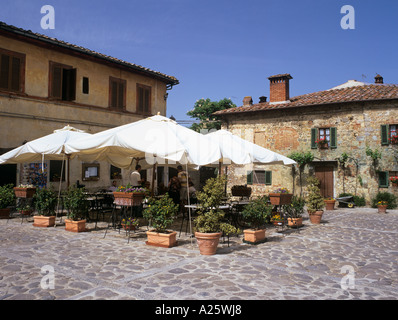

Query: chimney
[375,74,384,84]
[268,74,293,103]
[259,96,267,103]
[243,96,253,106]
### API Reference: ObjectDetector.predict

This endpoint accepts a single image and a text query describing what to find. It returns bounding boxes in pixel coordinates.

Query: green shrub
[371,192,397,209]
[143,194,178,233]
[338,193,366,207]
[64,186,89,220]
[283,196,306,218]
[241,196,272,229]
[34,188,57,216]
[0,184,15,209]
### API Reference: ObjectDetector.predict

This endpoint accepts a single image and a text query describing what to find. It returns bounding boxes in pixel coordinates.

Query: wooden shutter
[265,171,272,185]
[118,81,125,109]
[51,64,63,99]
[247,171,253,185]
[379,171,389,188]
[381,125,389,145]
[144,87,150,113]
[330,127,337,149]
[311,128,318,149]
[110,79,118,108]
[0,54,10,89]
[137,86,144,113]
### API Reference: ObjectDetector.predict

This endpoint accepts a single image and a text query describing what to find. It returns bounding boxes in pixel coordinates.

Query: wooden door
[315,166,334,198]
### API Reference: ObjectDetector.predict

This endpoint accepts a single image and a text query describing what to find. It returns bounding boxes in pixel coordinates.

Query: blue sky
[1,0,398,124]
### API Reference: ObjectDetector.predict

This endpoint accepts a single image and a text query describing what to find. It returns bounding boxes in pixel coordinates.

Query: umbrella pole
[55,154,65,227]
[185,162,193,247]
[66,154,70,189]
[151,163,156,196]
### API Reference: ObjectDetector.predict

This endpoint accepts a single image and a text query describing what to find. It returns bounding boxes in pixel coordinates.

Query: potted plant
[121,217,139,231]
[33,188,57,227]
[389,135,398,145]
[231,185,252,198]
[241,196,272,244]
[269,187,293,206]
[17,203,34,216]
[113,184,147,206]
[324,197,336,210]
[306,176,325,224]
[194,176,239,255]
[390,176,398,187]
[14,184,36,198]
[377,201,388,214]
[63,186,89,232]
[283,196,305,228]
[315,138,329,149]
[143,194,178,248]
[0,184,15,219]
[271,212,284,226]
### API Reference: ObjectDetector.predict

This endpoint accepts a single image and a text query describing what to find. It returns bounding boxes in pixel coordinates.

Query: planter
[195,232,222,255]
[0,208,10,219]
[269,193,293,206]
[287,217,303,228]
[308,210,323,224]
[377,205,387,214]
[272,220,284,226]
[33,215,55,227]
[14,187,36,198]
[65,219,87,232]
[20,210,33,216]
[146,230,177,248]
[231,186,252,198]
[243,229,266,244]
[113,192,145,206]
[121,223,137,231]
[324,200,336,211]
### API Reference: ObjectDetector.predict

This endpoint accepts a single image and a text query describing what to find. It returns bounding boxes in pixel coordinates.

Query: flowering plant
[389,176,398,184]
[389,135,398,144]
[271,213,283,221]
[377,201,388,206]
[116,183,146,193]
[273,187,290,194]
[17,184,35,188]
[315,138,328,147]
[121,217,139,227]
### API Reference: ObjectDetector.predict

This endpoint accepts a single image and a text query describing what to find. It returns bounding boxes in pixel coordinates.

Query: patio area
[0,207,397,300]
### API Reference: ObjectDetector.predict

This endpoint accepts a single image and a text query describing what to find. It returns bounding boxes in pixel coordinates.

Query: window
[381,124,398,145]
[82,77,89,94]
[49,61,76,101]
[109,77,126,109]
[311,127,337,149]
[136,83,151,114]
[0,48,25,93]
[49,160,65,182]
[379,171,389,188]
[247,170,272,185]
[82,163,100,181]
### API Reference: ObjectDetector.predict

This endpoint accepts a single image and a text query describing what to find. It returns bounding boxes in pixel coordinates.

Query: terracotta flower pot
[287,217,303,228]
[14,187,36,198]
[324,200,336,211]
[308,210,323,224]
[33,215,56,227]
[65,219,86,232]
[0,208,10,219]
[269,193,293,206]
[243,229,266,244]
[113,192,145,206]
[377,205,387,214]
[146,230,177,248]
[195,232,222,255]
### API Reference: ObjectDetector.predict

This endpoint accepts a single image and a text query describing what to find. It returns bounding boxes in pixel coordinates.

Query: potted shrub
[14,184,36,198]
[269,187,293,206]
[0,184,15,219]
[143,194,178,248]
[324,197,336,210]
[306,176,325,224]
[283,196,305,228]
[17,203,34,216]
[121,217,139,231]
[194,176,239,255]
[33,188,57,227]
[377,201,388,214]
[371,192,397,210]
[113,184,147,206]
[241,196,272,244]
[63,186,89,232]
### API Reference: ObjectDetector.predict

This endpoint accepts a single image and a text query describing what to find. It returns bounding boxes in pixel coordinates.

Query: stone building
[0,21,178,189]
[214,73,398,203]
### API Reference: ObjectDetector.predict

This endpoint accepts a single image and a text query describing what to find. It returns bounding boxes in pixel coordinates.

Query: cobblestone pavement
[0,208,397,301]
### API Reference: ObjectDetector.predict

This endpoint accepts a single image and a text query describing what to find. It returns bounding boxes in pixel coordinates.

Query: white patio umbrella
[207,129,296,166]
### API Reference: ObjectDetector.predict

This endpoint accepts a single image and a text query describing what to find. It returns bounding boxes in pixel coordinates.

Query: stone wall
[221,100,398,204]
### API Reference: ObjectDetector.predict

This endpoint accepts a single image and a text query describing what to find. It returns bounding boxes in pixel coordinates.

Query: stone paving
[0,207,397,301]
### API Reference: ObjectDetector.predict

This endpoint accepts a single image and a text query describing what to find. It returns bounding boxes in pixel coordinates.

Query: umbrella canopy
[206,130,296,166]
[64,115,222,169]
[0,125,91,164]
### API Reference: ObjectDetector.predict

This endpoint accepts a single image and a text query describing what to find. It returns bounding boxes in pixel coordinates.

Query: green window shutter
[330,127,337,149]
[379,171,389,188]
[265,171,272,185]
[311,128,318,149]
[247,171,253,185]
[381,125,389,145]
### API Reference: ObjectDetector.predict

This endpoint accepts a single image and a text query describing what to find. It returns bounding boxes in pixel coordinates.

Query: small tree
[306,176,325,213]
[288,151,314,196]
[33,188,57,216]
[143,194,178,233]
[187,98,236,132]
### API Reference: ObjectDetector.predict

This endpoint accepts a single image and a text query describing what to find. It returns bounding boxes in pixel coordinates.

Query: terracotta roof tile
[215,83,398,116]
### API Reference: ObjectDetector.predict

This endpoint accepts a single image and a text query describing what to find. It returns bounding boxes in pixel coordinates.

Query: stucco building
[215,73,398,204]
[0,21,178,189]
